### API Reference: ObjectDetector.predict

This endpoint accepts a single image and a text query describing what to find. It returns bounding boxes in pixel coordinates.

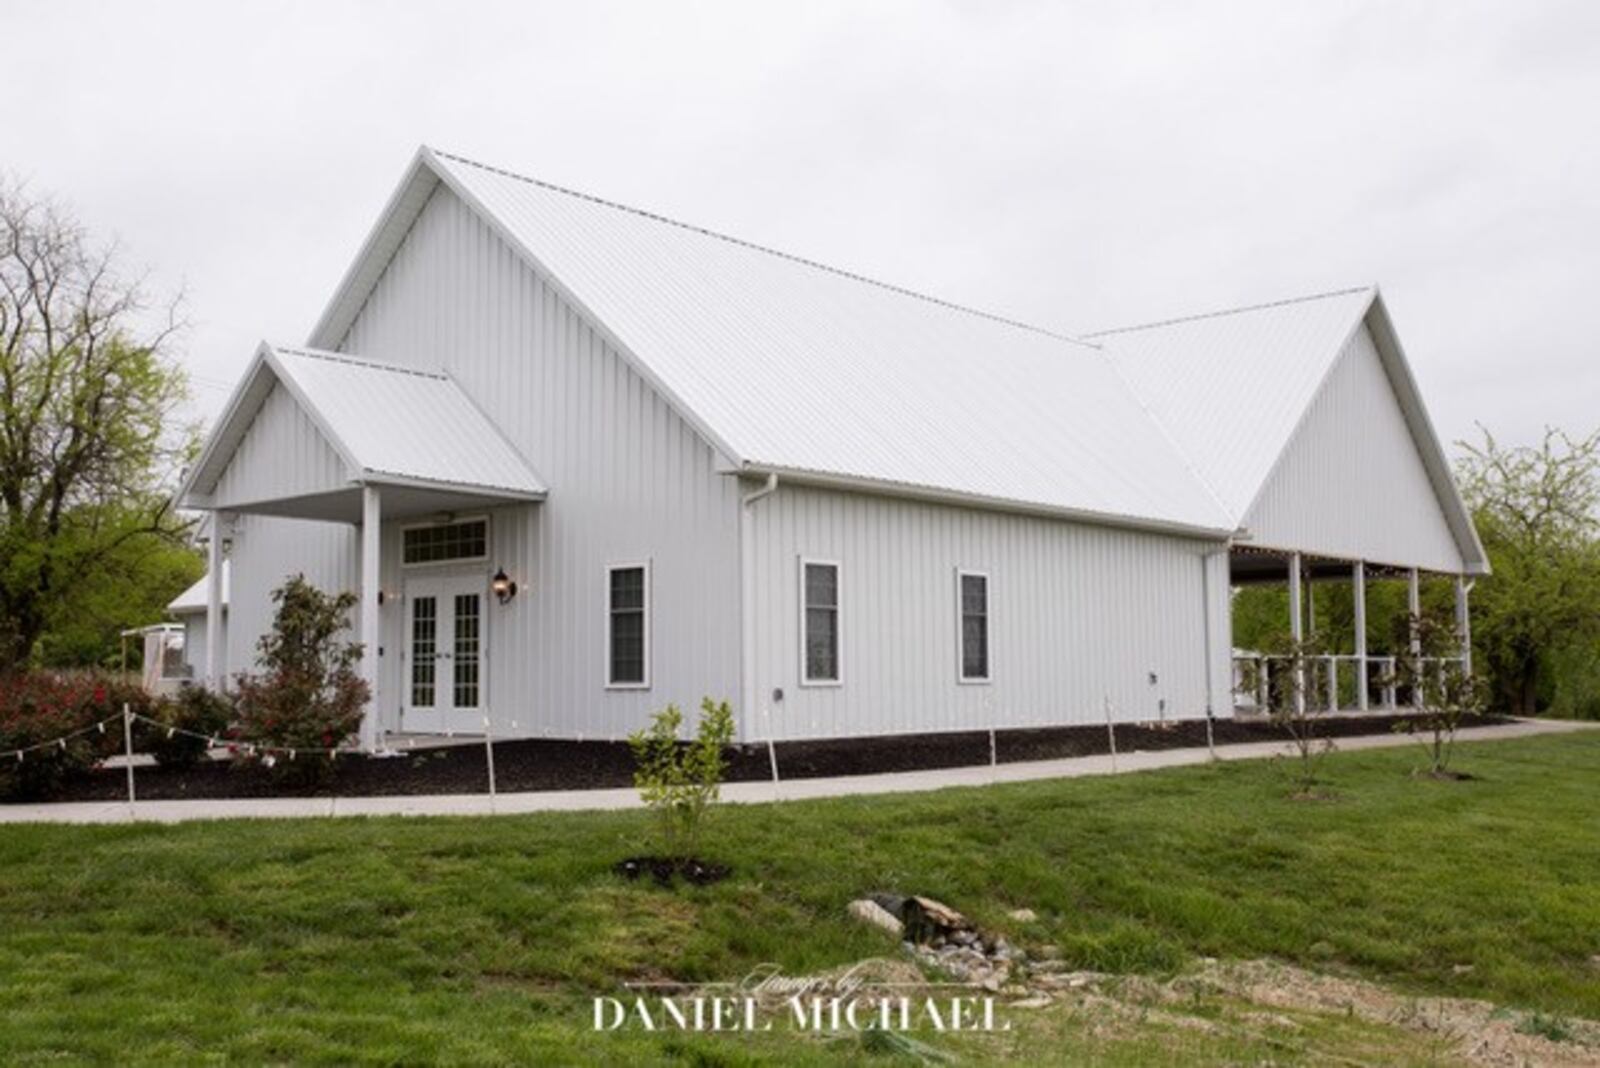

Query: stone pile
[846,893,1112,1001]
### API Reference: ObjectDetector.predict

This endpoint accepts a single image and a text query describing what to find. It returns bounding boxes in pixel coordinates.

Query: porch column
[1408,567,1422,711]
[1353,560,1369,711]
[360,486,381,751]
[205,512,230,691]
[1288,552,1304,713]
[1455,575,1472,676]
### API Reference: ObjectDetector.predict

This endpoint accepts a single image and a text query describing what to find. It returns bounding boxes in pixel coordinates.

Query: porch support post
[1455,575,1472,676]
[360,486,382,751]
[1353,560,1369,711]
[1288,552,1304,713]
[1408,567,1422,712]
[205,512,230,691]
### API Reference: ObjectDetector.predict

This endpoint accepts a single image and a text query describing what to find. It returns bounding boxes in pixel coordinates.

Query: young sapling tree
[628,697,735,864]
[1383,610,1487,778]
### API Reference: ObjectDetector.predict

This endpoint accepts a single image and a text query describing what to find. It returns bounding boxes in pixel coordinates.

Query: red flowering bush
[232,575,369,785]
[0,672,152,800]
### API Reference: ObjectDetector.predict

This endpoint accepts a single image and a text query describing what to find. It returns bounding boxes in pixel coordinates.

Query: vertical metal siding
[1244,326,1465,573]
[748,483,1226,740]
[211,382,348,509]
[224,515,360,681]
[337,187,741,740]
[181,615,218,681]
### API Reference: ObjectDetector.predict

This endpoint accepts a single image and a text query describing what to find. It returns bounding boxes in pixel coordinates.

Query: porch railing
[1232,653,1465,714]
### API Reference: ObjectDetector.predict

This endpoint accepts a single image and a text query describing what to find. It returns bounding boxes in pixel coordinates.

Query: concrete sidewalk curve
[1,717,1592,825]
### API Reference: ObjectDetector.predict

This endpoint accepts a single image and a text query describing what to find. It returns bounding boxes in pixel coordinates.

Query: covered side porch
[1229,545,1474,716]
[177,343,547,750]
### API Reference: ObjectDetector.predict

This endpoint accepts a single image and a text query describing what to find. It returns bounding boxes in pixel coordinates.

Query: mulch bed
[30,712,1513,803]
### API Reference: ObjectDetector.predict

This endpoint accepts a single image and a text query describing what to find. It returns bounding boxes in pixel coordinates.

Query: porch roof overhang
[178,343,547,523]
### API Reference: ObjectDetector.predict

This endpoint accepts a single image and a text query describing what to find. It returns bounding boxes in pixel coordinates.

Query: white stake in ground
[482,713,498,811]
[763,705,781,800]
[1103,695,1119,773]
[122,702,136,808]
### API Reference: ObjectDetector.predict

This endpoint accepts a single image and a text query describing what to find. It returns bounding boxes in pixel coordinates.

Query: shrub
[232,575,369,784]
[1259,631,1335,795]
[0,671,150,800]
[1382,610,1487,776]
[143,686,233,769]
[628,697,736,861]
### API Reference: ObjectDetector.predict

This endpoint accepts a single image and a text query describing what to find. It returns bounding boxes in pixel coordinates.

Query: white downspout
[739,473,779,744]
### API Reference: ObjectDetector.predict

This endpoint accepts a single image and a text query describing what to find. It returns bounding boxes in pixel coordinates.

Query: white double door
[402,573,486,734]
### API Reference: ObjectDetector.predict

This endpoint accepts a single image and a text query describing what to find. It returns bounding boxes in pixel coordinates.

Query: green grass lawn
[2,732,1598,1065]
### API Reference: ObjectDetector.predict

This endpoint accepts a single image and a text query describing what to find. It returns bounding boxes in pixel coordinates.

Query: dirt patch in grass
[1154,959,1600,1067]
[30,712,1515,802]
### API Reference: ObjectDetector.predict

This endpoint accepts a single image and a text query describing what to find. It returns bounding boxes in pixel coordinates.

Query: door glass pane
[453,593,480,709]
[410,596,436,706]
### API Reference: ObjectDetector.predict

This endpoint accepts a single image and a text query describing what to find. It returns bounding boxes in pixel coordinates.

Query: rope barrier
[5,715,124,763]
[124,711,365,762]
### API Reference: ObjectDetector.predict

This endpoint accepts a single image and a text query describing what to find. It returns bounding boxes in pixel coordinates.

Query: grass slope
[1,733,1597,1065]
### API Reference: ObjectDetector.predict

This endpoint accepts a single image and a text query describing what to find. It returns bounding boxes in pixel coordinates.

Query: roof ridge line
[272,344,450,380]
[1081,285,1375,339]
[430,148,1101,351]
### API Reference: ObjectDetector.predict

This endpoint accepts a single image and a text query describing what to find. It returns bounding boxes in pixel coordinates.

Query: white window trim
[798,556,843,687]
[956,568,992,685]
[399,515,491,569]
[605,560,652,690]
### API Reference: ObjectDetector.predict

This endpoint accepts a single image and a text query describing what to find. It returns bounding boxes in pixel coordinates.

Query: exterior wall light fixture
[492,568,519,605]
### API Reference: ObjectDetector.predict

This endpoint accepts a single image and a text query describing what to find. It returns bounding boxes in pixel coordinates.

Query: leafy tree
[37,514,202,668]
[628,698,736,861]
[0,178,194,672]
[1456,427,1600,716]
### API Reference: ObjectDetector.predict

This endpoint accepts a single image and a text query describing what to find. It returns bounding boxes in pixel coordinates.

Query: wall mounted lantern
[491,568,519,605]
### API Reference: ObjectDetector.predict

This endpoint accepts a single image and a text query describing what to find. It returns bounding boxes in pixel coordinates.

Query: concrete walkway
[2,718,1592,826]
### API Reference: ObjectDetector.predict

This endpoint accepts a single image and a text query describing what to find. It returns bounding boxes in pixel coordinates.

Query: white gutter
[739,473,780,743]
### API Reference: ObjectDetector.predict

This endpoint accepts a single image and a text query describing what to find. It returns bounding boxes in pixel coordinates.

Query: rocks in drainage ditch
[901,895,969,944]
[849,891,1072,996]
[846,898,904,937]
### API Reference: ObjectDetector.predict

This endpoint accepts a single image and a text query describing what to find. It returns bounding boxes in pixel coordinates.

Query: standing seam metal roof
[419,149,1233,535]
[181,343,547,503]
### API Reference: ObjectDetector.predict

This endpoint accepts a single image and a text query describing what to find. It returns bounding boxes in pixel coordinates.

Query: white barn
[176,147,1488,749]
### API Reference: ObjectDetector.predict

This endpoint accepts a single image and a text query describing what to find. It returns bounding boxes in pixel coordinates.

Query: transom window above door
[402,518,489,566]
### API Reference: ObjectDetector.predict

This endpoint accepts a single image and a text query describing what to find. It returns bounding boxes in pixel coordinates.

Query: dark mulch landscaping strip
[29,713,1514,803]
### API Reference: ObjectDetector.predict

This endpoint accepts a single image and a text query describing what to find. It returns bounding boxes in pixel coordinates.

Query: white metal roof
[168,562,228,615]
[1087,288,1488,572]
[297,146,1482,559]
[1087,287,1378,522]
[311,148,1232,537]
[181,343,547,506]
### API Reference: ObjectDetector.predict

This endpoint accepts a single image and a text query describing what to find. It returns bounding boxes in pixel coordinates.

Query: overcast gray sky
[7,1,1597,453]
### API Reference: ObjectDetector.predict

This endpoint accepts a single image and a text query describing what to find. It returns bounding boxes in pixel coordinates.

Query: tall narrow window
[801,559,841,684]
[607,563,649,687]
[958,570,990,683]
